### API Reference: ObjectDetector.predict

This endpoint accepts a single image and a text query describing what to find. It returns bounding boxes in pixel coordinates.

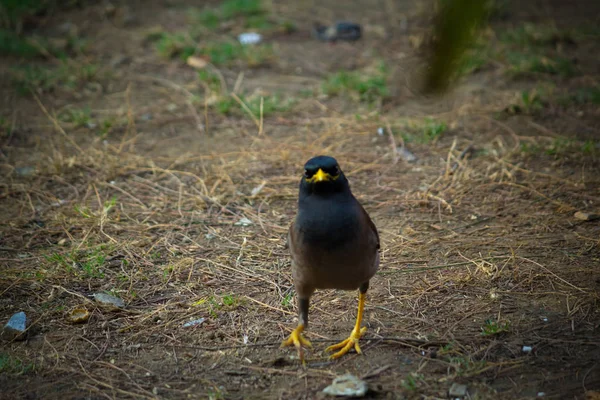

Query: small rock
[235,217,253,227]
[166,103,178,112]
[522,345,533,353]
[574,211,599,221]
[187,56,208,69]
[251,182,266,196]
[377,127,385,136]
[396,146,418,163]
[15,166,36,177]
[448,382,468,398]
[183,318,205,328]
[323,374,368,397]
[238,32,262,45]
[110,55,131,68]
[2,311,27,341]
[313,22,362,42]
[92,293,125,309]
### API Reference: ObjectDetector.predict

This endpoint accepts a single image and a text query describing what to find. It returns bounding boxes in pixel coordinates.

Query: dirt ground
[1,0,599,399]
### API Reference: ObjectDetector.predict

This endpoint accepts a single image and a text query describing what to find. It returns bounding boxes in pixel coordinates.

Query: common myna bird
[281,155,380,361]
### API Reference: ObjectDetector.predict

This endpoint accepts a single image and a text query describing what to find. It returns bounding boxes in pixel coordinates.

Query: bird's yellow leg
[326,291,367,359]
[281,324,312,362]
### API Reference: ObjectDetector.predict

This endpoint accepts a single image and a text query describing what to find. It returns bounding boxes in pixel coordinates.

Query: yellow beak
[314,168,329,182]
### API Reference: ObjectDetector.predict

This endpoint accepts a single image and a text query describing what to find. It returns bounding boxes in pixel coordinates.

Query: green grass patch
[0,29,42,57]
[505,52,576,78]
[221,0,264,19]
[148,31,274,66]
[193,0,269,31]
[322,63,389,103]
[458,23,580,79]
[215,93,295,118]
[11,62,98,95]
[45,244,113,279]
[505,88,547,115]
[396,118,447,144]
[150,32,195,60]
[521,137,599,157]
[480,319,510,336]
[59,106,92,127]
[570,87,600,105]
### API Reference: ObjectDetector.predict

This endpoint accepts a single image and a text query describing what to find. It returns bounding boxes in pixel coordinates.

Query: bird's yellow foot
[281,325,312,362]
[326,326,367,359]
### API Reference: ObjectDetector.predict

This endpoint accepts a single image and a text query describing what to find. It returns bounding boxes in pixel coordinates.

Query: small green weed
[59,107,92,127]
[197,9,221,29]
[198,70,221,91]
[401,374,418,391]
[421,118,446,143]
[221,294,238,307]
[201,42,241,65]
[151,32,195,60]
[545,137,575,156]
[506,89,545,114]
[0,353,35,374]
[74,204,93,218]
[458,48,489,76]
[98,117,115,138]
[480,319,510,336]
[281,292,293,308]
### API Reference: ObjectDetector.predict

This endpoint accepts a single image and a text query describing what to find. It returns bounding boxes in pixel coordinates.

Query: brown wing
[285,220,294,250]
[358,203,380,250]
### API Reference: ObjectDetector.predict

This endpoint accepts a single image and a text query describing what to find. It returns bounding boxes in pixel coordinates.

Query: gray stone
[323,374,368,397]
[92,293,125,308]
[2,311,27,341]
[574,211,599,221]
[15,166,36,177]
[396,146,418,163]
[448,382,468,398]
[183,318,205,328]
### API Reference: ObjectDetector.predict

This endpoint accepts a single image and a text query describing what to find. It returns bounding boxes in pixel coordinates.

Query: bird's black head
[299,155,350,196]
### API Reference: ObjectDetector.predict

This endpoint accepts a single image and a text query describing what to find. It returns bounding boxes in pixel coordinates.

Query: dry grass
[1,0,600,399]
[2,91,599,397]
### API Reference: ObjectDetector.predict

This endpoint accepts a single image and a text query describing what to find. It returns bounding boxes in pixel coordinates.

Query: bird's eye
[304,169,314,178]
[332,165,340,175]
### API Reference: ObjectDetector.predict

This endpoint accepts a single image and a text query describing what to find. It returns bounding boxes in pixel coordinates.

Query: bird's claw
[281,325,312,363]
[325,326,367,359]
